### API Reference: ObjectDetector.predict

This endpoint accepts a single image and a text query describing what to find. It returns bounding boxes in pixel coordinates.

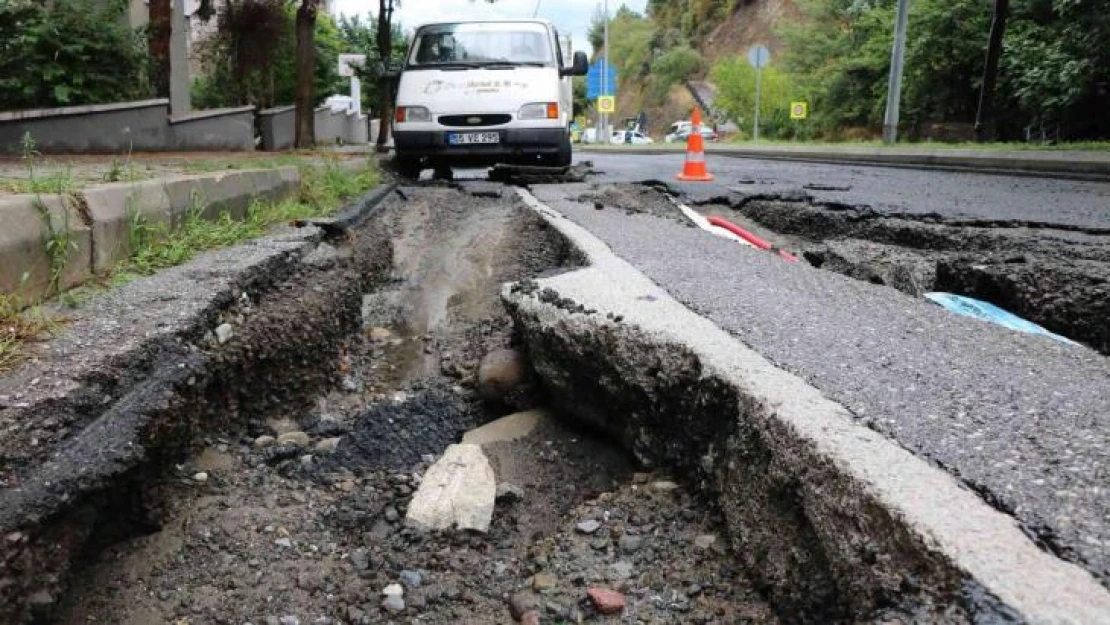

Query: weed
[20,134,78,295]
[105,159,124,182]
[0,277,56,372]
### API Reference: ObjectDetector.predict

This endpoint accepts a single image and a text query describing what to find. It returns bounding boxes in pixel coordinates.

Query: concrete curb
[1,160,372,302]
[580,145,1110,181]
[506,188,1110,623]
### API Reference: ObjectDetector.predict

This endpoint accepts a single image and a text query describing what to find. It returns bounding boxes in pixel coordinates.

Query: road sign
[587,59,618,98]
[597,96,616,114]
[338,54,366,77]
[790,101,808,120]
[747,45,771,69]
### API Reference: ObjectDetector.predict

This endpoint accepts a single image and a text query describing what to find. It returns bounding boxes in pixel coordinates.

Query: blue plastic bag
[924,293,1079,346]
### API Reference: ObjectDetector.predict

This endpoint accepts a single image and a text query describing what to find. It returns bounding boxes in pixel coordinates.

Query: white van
[391,20,588,178]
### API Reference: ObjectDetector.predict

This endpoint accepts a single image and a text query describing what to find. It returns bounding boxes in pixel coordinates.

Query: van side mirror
[562,51,588,77]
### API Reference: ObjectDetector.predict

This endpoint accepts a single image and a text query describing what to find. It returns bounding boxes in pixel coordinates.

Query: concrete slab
[0,194,91,301]
[406,444,496,533]
[506,187,1110,623]
[462,409,550,446]
[83,179,173,273]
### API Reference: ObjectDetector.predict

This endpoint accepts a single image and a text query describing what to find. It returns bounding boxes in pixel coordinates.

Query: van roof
[413,19,555,31]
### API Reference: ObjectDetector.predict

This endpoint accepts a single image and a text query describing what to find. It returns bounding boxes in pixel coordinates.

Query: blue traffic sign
[748,45,771,69]
[587,58,618,98]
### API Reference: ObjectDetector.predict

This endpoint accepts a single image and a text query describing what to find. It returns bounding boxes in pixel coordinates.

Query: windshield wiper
[476,61,547,69]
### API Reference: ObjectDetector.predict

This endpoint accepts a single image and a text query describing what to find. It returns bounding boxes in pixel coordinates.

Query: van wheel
[392,156,422,180]
[556,134,573,167]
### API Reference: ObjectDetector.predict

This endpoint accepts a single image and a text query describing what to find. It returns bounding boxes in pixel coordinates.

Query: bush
[650,46,704,102]
[0,0,151,111]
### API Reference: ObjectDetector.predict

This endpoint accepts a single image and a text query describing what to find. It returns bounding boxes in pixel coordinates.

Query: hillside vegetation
[594,0,1109,142]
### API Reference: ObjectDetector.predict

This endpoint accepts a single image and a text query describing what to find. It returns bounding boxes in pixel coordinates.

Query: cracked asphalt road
[581,152,1110,230]
[514,152,1110,586]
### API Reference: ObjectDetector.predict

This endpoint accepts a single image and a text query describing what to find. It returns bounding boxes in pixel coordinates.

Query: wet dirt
[54,184,773,623]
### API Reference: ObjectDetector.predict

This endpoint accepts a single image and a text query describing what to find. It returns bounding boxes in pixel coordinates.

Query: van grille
[438,114,512,128]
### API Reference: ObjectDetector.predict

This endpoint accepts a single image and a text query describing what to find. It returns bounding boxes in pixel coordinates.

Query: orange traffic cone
[676,108,715,182]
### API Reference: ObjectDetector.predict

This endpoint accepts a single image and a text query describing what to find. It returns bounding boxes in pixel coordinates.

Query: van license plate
[447,132,499,145]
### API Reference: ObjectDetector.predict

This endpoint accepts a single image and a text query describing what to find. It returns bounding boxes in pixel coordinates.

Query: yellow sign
[598,96,616,114]
[790,101,808,120]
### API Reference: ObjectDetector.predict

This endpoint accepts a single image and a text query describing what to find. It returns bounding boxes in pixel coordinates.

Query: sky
[331,0,649,46]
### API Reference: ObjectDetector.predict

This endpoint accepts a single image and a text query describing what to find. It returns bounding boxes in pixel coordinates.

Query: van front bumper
[393,128,564,165]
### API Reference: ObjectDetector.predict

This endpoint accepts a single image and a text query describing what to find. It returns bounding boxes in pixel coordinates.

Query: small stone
[399,570,422,587]
[5,532,23,544]
[382,583,404,597]
[253,435,276,449]
[532,572,556,591]
[215,323,235,344]
[477,349,529,403]
[314,437,342,454]
[382,595,405,613]
[521,610,541,625]
[299,455,314,469]
[576,519,601,535]
[495,482,525,503]
[368,327,393,341]
[346,606,364,622]
[277,431,311,447]
[274,537,293,549]
[509,591,537,620]
[279,616,300,625]
[590,536,610,551]
[384,506,400,523]
[192,472,209,484]
[350,548,371,571]
[694,534,717,550]
[610,561,634,580]
[618,534,644,554]
[27,590,54,608]
[586,587,625,615]
[632,472,650,484]
[650,480,680,492]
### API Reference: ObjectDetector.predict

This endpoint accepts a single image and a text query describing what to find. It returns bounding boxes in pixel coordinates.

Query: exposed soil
[53,184,773,624]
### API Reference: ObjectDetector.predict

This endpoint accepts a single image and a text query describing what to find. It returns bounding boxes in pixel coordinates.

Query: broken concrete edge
[506,187,1110,624]
[579,145,1110,181]
[0,158,375,303]
[405,444,496,533]
[0,183,394,623]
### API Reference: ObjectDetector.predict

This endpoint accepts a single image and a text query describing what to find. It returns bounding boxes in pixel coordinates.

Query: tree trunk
[974,0,1010,142]
[148,0,172,98]
[295,0,320,149]
[374,0,395,153]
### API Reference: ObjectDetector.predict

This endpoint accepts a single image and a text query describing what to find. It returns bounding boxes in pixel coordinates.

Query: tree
[374,0,399,152]
[0,0,151,110]
[293,0,323,147]
[149,0,172,97]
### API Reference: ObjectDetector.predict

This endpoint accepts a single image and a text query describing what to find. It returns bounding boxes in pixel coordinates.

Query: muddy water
[55,185,773,624]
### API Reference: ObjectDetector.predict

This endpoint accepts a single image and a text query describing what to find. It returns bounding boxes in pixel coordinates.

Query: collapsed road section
[508,186,1110,622]
[1,167,1108,624]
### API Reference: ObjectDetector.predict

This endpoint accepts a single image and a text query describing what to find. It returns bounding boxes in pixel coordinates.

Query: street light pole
[602,0,610,145]
[882,0,910,144]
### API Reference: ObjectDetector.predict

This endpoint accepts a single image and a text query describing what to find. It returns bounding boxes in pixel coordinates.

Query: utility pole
[882,0,910,144]
[602,0,610,145]
[974,0,1009,142]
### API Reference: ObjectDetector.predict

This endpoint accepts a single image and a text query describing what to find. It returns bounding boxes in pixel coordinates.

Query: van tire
[555,133,573,167]
[392,156,422,180]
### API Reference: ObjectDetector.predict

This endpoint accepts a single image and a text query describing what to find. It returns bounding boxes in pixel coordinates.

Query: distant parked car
[665,125,718,143]
[612,130,654,145]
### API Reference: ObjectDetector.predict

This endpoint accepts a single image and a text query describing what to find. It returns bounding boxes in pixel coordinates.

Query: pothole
[51,184,775,624]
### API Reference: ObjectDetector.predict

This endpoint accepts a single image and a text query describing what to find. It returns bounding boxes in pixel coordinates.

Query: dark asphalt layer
[530,175,1110,586]
[579,152,1110,230]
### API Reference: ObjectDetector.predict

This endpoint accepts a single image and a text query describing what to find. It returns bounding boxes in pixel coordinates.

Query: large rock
[476,348,529,403]
[405,444,496,533]
[462,409,549,446]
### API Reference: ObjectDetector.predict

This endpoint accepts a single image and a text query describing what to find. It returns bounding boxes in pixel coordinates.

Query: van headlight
[395,106,431,123]
[518,102,559,120]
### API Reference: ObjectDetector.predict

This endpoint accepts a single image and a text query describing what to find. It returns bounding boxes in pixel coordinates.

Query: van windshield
[408,22,554,69]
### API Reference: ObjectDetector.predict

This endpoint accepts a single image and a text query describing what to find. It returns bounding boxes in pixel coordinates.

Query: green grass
[0,291,56,372]
[115,159,379,280]
[0,170,77,194]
